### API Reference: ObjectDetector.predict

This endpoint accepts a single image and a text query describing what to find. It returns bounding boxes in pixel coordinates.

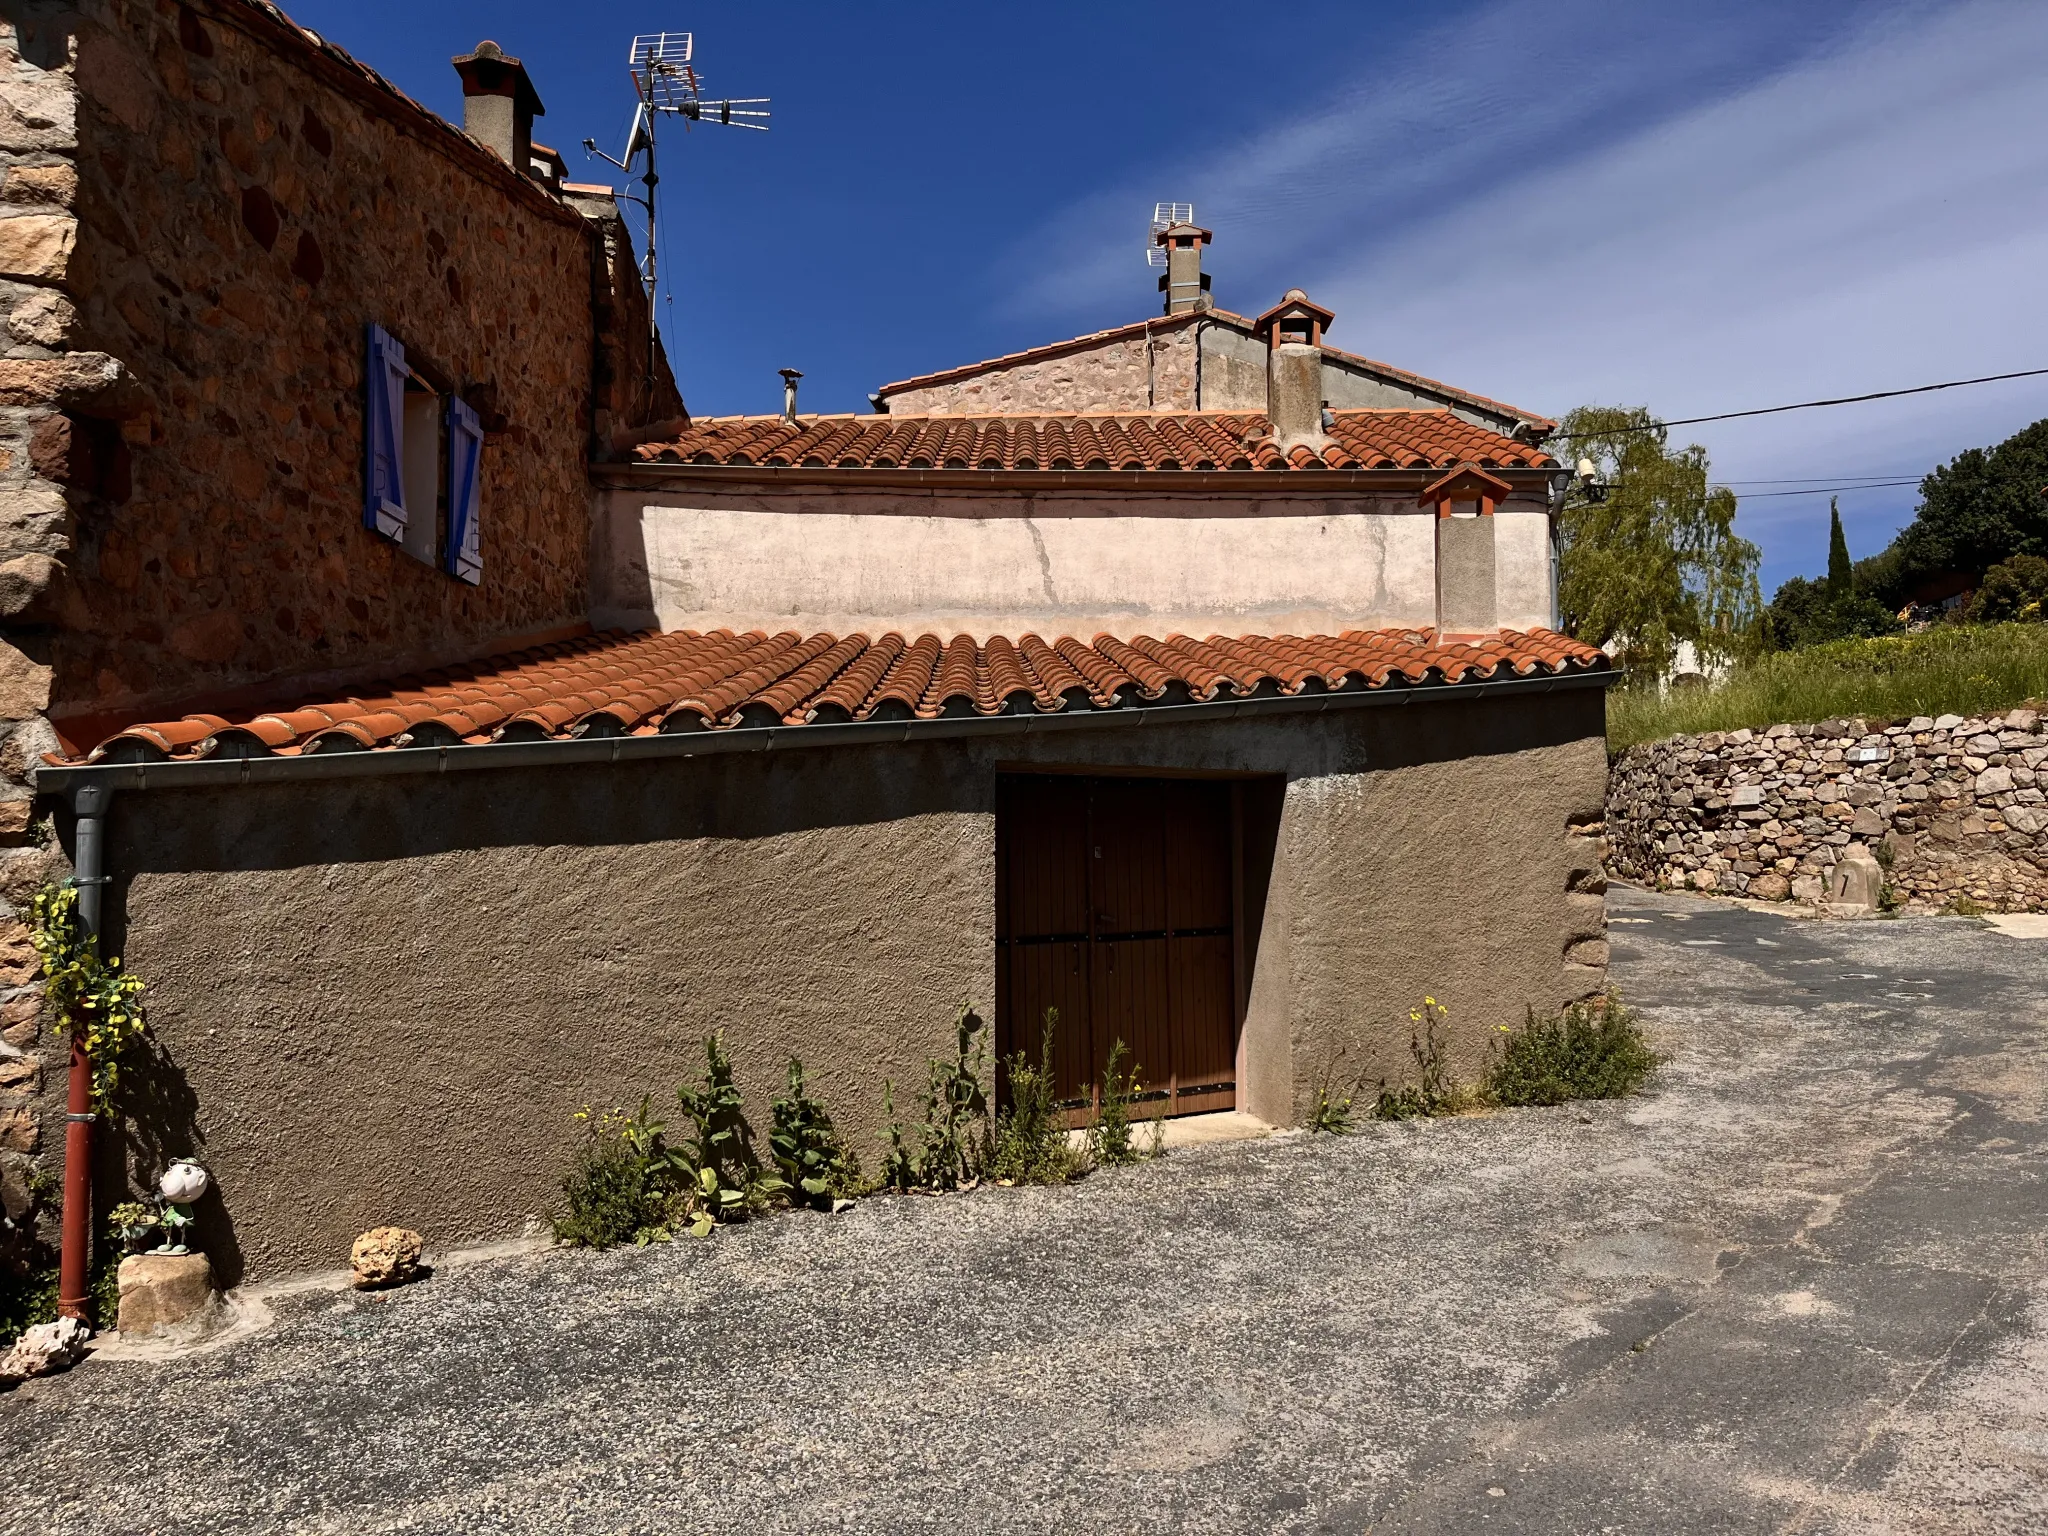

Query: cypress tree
[1825,498,1852,602]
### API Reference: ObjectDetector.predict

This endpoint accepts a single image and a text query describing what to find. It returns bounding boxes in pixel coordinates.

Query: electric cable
[1552,366,2048,441]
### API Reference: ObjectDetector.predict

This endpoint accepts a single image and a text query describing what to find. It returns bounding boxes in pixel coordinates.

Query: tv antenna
[1146,202,1193,267]
[583,32,770,390]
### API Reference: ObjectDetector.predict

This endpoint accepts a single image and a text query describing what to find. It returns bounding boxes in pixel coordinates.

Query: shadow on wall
[93,1035,245,1287]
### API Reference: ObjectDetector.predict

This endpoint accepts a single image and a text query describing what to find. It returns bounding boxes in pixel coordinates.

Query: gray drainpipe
[55,780,110,1322]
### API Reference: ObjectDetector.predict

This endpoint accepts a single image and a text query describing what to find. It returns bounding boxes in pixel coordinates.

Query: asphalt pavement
[2,886,2044,1534]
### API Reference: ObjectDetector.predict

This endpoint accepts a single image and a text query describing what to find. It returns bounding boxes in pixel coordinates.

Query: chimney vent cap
[452,41,546,115]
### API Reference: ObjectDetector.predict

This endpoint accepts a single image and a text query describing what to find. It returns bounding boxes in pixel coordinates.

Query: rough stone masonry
[1607,708,2048,912]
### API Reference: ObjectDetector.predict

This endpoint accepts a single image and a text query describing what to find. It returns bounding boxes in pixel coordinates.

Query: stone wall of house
[1607,708,2048,911]
[0,0,683,1294]
[882,322,1204,416]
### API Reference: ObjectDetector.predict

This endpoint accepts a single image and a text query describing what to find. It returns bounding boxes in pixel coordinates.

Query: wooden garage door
[996,775,1238,1119]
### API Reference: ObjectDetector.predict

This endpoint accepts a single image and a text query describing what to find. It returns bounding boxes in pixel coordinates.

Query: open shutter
[445,395,483,585]
[364,324,408,539]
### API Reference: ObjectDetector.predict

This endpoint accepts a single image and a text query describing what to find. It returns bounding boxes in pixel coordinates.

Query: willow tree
[1554,404,1761,677]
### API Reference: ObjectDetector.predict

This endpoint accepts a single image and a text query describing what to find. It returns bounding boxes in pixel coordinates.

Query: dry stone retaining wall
[1607,708,2048,912]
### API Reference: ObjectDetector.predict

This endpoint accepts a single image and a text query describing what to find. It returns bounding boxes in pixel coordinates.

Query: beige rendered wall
[594,482,1561,640]
[98,690,1606,1282]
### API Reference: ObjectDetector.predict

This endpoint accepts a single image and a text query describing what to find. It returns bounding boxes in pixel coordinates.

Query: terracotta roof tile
[635,408,1557,474]
[62,626,1610,766]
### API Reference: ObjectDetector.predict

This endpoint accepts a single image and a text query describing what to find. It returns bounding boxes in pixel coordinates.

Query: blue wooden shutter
[445,395,483,584]
[363,324,408,539]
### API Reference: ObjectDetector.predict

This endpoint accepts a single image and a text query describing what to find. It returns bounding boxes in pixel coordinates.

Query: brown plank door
[997,775,1238,1120]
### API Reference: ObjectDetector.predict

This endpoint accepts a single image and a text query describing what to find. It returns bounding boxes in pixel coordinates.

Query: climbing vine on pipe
[29,882,146,1112]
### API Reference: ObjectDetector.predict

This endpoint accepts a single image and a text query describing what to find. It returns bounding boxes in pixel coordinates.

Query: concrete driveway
[3,887,2045,1534]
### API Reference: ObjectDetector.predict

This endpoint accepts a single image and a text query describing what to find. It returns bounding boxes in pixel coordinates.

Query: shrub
[1090,1038,1143,1166]
[1487,990,1658,1106]
[1374,996,1467,1120]
[555,1098,687,1248]
[1971,554,2048,624]
[769,1058,860,1209]
[990,1007,1083,1185]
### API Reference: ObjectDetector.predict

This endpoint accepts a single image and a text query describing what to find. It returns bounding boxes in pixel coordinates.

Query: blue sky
[286,0,2048,594]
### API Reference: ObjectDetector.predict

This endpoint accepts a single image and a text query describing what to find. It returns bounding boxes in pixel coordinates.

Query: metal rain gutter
[38,667,1616,799]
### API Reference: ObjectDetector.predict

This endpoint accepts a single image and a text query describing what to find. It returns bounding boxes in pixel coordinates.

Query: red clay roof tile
[636,408,1556,474]
[62,626,1610,766]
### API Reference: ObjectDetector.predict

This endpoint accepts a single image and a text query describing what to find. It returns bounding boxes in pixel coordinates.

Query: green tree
[1873,417,2048,606]
[1762,500,1900,650]
[1825,498,1852,601]
[1970,553,2048,623]
[1555,405,1761,676]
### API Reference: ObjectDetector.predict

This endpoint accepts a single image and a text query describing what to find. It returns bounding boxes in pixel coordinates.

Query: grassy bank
[1607,623,2048,749]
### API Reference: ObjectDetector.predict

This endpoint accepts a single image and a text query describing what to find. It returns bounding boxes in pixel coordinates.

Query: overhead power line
[1552,366,2048,441]
[1713,479,1922,499]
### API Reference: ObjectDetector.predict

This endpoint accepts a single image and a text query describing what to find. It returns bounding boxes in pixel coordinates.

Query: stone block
[1827,845,1883,912]
[1976,766,2014,797]
[1748,872,1791,901]
[0,165,74,208]
[1565,938,1609,968]
[0,351,141,412]
[116,1253,216,1335]
[6,287,76,347]
[0,1054,37,1092]
[0,214,74,282]
[351,1226,423,1289]
[0,1102,36,1151]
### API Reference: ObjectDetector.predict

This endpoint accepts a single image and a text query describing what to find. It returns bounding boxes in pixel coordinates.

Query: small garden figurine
[153,1159,209,1255]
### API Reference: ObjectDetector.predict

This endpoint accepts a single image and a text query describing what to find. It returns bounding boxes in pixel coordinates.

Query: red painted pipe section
[56,1026,90,1321]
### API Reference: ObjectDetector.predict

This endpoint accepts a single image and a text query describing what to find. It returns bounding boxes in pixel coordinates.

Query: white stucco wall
[1493,511,1554,631]
[592,484,1556,642]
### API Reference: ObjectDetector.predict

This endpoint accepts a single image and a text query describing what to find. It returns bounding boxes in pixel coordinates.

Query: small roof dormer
[1254,289,1335,351]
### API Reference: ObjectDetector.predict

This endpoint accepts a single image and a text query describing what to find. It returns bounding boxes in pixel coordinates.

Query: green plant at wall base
[1310,1048,1360,1134]
[1486,990,1658,1107]
[910,1004,990,1191]
[878,1079,919,1193]
[1091,1039,1143,1166]
[880,1005,995,1192]
[677,1033,786,1225]
[769,1058,861,1210]
[554,1098,694,1248]
[1374,997,1466,1121]
[990,1007,1083,1186]
[0,1263,59,1349]
[107,1200,162,1253]
[29,882,147,1113]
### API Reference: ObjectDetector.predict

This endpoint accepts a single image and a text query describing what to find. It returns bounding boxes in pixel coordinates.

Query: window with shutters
[363,322,485,585]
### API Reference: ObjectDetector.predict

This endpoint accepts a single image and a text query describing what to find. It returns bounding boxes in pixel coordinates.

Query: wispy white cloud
[1017,0,2048,588]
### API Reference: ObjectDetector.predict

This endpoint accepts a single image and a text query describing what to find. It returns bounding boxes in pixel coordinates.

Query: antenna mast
[583,32,770,393]
[1145,202,1193,267]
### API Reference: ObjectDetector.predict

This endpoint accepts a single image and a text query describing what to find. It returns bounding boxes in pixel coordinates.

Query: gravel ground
[3,886,2045,1534]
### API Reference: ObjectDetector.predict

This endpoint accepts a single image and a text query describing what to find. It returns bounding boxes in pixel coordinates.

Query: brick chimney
[452,41,545,177]
[1256,289,1336,452]
[1154,222,1214,315]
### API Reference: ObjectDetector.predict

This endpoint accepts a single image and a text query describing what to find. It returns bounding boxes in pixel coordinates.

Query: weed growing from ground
[554,1098,688,1248]
[1374,997,1466,1120]
[1091,1039,1143,1166]
[882,1004,993,1192]
[769,1058,861,1210]
[1310,1048,1360,1134]
[677,1032,785,1226]
[990,1007,1083,1185]
[1486,990,1659,1107]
